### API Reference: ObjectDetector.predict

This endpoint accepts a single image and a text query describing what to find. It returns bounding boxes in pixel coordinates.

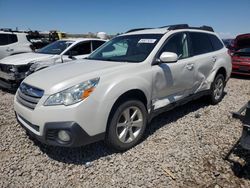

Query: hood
[234,33,250,50]
[23,59,130,94]
[0,52,56,65]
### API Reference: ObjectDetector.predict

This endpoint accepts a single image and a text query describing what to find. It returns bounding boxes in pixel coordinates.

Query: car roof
[122,27,215,36]
[0,31,27,35]
[235,33,250,40]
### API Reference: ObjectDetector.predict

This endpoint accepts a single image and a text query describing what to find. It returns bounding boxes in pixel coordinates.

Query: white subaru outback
[14,24,232,151]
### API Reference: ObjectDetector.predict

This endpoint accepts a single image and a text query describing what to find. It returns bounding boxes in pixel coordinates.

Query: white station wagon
[14,24,232,151]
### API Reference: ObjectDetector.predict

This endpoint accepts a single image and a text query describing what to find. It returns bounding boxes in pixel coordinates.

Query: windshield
[87,34,163,63]
[36,40,73,55]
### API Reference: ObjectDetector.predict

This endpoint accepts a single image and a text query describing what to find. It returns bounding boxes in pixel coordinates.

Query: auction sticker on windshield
[138,39,157,43]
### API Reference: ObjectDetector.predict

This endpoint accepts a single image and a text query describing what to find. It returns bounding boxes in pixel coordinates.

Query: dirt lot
[0,77,250,188]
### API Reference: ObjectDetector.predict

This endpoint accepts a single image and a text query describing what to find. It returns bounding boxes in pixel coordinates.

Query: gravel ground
[0,77,250,188]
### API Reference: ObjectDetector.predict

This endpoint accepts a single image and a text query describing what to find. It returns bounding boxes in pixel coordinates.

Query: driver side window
[160,33,189,59]
[65,41,91,56]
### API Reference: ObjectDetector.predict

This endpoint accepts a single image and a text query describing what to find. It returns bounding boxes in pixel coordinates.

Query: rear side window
[9,34,18,43]
[189,32,213,55]
[0,34,18,45]
[208,34,224,51]
[92,40,106,51]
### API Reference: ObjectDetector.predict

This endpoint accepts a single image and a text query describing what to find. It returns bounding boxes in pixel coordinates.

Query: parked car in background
[0,38,106,89]
[0,30,33,60]
[222,38,234,49]
[231,33,250,76]
[14,24,232,151]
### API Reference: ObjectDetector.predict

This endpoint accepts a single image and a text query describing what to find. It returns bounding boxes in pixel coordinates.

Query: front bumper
[16,113,105,147]
[0,70,26,89]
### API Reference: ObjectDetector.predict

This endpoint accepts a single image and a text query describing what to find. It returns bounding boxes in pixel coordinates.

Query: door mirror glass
[159,52,178,63]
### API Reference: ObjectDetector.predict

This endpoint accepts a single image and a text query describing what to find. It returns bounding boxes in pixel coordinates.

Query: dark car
[231,33,250,76]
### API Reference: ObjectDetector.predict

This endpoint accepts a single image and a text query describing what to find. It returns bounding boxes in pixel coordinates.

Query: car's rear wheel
[106,100,147,151]
[209,74,225,105]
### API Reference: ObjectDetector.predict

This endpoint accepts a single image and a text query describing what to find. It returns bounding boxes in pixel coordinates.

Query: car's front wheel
[209,74,225,104]
[106,100,147,151]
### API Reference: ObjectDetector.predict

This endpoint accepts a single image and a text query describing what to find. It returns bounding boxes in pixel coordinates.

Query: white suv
[14,25,232,151]
[0,31,33,59]
[0,38,106,89]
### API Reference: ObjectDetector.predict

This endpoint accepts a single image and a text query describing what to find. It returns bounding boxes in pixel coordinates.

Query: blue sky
[0,0,249,38]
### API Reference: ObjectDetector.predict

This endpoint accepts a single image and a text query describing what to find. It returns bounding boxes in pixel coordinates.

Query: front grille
[0,64,10,72]
[0,64,31,73]
[17,64,31,72]
[17,83,44,110]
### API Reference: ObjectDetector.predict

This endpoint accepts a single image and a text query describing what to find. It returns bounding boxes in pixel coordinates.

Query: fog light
[58,130,71,142]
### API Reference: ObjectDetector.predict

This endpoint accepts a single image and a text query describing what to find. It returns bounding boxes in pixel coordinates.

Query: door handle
[186,63,194,70]
[212,56,217,63]
[6,48,14,52]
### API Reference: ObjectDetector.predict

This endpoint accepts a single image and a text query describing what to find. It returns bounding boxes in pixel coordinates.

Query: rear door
[188,32,215,92]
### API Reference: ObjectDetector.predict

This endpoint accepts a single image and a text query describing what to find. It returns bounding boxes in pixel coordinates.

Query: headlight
[6,65,17,73]
[29,63,37,72]
[44,78,100,106]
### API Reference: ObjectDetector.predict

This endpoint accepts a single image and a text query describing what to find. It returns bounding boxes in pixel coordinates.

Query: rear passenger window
[190,32,213,55]
[0,34,10,45]
[9,34,18,43]
[0,34,18,45]
[208,34,224,51]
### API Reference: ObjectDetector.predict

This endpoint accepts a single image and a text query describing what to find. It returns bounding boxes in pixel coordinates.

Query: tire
[209,74,225,105]
[106,100,147,151]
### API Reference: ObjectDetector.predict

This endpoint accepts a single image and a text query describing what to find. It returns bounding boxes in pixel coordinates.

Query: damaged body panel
[0,63,31,89]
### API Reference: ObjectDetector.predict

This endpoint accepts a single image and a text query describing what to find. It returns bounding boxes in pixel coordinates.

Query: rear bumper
[16,113,105,147]
[232,62,250,76]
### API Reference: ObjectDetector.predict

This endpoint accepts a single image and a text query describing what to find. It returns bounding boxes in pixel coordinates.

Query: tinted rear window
[209,34,223,51]
[190,32,213,55]
[0,34,18,45]
[0,34,9,45]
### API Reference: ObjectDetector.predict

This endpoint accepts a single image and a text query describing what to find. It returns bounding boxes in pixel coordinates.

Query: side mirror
[159,52,178,63]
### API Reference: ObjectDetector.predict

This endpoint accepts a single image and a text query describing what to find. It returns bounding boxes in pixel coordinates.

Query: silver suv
[14,24,232,151]
[0,30,32,59]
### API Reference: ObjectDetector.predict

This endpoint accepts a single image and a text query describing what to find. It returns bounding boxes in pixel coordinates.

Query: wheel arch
[216,67,227,80]
[106,89,148,133]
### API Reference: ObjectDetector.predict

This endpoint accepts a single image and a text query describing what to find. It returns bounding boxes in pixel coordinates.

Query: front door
[151,32,195,109]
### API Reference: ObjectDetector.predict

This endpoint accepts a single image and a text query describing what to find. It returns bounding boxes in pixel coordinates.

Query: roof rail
[125,28,153,33]
[0,28,14,32]
[199,25,214,32]
[125,24,214,34]
[161,24,189,30]
[166,24,214,32]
